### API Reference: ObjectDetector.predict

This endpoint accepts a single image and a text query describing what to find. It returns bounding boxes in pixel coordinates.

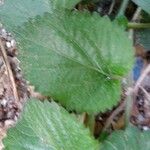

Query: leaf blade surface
[4,99,99,150]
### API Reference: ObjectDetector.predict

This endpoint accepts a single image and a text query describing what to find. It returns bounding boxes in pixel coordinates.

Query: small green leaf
[101,126,150,150]
[3,100,99,150]
[131,0,150,14]
[115,15,128,28]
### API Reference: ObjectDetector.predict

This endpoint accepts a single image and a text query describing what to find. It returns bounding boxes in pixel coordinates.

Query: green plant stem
[125,91,133,127]
[128,23,150,29]
[125,73,133,127]
[117,0,129,17]
[85,114,95,135]
[78,113,87,124]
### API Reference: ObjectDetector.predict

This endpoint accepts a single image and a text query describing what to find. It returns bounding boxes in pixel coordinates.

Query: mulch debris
[0,25,28,130]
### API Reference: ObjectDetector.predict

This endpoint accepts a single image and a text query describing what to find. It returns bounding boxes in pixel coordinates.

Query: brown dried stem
[140,86,150,102]
[103,64,150,131]
[134,64,150,94]
[103,100,126,131]
[0,39,19,102]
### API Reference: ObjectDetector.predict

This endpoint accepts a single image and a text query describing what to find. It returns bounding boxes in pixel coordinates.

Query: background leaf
[0,0,80,31]
[3,99,99,150]
[131,0,150,14]
[0,0,50,30]
[135,12,150,51]
[101,126,150,150]
[136,29,150,51]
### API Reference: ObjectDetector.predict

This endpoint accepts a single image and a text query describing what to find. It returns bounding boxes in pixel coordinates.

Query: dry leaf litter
[0,25,28,149]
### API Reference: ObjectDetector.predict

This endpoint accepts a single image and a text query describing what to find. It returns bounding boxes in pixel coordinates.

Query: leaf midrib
[16,27,110,78]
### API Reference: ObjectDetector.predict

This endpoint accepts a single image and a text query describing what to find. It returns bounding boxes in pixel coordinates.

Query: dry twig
[103,100,126,131]
[134,64,150,94]
[0,39,19,102]
[103,64,150,131]
[140,86,150,102]
[28,85,47,101]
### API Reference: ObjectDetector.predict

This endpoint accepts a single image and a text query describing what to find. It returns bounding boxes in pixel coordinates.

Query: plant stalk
[128,23,150,29]
[117,0,129,17]
[125,90,133,127]
[108,0,115,15]
[128,7,141,40]
[84,113,95,135]
[125,73,133,127]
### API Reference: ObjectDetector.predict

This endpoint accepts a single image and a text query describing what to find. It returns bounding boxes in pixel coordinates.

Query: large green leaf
[16,12,133,113]
[3,100,99,150]
[131,0,150,14]
[5,11,133,113]
[0,0,80,31]
[101,126,150,150]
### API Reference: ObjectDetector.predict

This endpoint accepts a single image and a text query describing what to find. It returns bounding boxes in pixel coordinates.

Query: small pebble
[138,99,144,105]
[12,57,20,65]
[98,116,103,121]
[6,41,11,48]
[122,78,127,85]
[0,85,4,96]
[137,114,145,122]
[16,73,22,80]
[0,58,4,68]
[143,126,149,131]
[4,120,15,128]
[11,39,16,47]
[0,0,4,6]
[15,67,21,72]
[14,116,18,122]
[8,32,11,36]
[1,28,6,34]
[6,36,12,41]
[0,99,7,107]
